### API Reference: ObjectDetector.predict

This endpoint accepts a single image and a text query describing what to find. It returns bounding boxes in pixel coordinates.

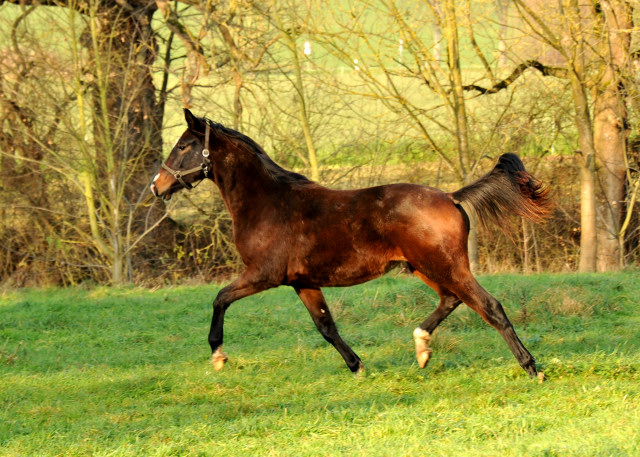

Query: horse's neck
[213,153,280,221]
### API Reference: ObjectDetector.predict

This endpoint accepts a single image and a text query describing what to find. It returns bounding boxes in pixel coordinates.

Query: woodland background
[1,0,639,286]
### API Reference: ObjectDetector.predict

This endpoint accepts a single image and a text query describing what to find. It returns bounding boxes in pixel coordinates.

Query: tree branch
[155,0,205,61]
[462,60,568,94]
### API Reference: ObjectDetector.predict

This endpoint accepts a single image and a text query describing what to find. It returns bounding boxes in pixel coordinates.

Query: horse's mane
[202,118,313,186]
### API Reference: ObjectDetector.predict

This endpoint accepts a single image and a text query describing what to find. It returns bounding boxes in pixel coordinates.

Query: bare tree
[254,0,321,181]
[513,0,635,271]
[317,0,539,269]
[592,0,633,270]
[0,7,74,284]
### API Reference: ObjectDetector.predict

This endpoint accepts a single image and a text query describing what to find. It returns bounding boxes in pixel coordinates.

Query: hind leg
[409,258,536,376]
[448,273,538,377]
[395,202,536,376]
[412,271,462,368]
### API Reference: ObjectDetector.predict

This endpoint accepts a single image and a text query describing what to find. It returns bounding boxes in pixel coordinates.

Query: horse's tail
[451,153,551,229]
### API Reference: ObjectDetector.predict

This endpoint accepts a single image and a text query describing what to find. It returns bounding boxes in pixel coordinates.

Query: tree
[592,0,633,270]
[0,7,73,284]
[0,1,177,284]
[206,2,279,130]
[0,0,277,283]
[161,0,325,182]
[0,0,202,283]
[513,0,635,271]
[319,0,538,269]
[264,0,321,181]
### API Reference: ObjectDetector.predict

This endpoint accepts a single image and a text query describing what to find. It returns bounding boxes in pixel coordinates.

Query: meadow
[1,271,639,456]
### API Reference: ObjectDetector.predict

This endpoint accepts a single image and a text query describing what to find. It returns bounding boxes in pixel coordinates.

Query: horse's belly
[285,248,406,287]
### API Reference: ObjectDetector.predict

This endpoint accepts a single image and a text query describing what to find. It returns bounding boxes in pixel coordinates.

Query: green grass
[1,272,639,456]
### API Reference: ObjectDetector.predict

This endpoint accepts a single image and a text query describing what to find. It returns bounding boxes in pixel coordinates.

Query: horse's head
[150,109,212,200]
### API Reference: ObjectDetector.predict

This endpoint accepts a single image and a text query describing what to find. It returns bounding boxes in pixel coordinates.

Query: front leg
[295,287,364,374]
[208,271,275,371]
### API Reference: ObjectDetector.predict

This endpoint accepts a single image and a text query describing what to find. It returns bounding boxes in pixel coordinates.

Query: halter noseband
[161,123,212,190]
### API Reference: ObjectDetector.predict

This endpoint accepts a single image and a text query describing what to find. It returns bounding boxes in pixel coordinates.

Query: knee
[212,294,231,314]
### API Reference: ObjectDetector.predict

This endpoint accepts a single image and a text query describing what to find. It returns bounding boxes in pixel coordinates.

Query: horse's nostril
[150,183,158,197]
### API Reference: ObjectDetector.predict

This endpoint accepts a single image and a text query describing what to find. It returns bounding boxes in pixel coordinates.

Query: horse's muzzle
[150,183,172,201]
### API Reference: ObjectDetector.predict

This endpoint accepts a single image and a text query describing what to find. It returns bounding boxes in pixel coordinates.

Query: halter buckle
[202,149,210,158]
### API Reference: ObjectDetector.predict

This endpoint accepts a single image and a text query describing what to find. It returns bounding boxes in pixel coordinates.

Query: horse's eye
[177,144,186,151]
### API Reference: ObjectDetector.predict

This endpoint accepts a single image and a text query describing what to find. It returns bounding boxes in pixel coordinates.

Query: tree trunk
[86,1,167,284]
[443,0,476,269]
[522,218,530,273]
[563,0,598,273]
[91,2,163,196]
[594,87,627,271]
[593,0,632,271]
[569,71,598,272]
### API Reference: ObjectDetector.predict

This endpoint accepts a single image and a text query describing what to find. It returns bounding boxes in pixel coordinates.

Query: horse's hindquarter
[282,183,466,288]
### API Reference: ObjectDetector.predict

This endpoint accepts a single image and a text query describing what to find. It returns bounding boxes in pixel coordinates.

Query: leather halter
[161,123,212,190]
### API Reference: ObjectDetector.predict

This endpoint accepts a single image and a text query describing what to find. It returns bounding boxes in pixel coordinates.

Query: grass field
[1,272,639,456]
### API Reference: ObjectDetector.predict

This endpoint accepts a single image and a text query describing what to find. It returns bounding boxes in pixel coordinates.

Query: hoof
[537,372,545,383]
[417,348,433,369]
[413,327,432,369]
[211,348,228,372]
[355,361,366,377]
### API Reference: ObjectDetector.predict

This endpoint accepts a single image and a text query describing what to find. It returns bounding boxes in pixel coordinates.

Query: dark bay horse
[151,109,551,377]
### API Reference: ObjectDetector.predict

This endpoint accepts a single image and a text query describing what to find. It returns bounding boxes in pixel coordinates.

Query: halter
[161,122,212,190]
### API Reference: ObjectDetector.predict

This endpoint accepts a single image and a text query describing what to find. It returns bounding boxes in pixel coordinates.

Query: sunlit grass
[1,272,639,456]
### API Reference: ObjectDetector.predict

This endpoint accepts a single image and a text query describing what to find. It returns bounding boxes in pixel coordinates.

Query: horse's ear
[184,108,203,132]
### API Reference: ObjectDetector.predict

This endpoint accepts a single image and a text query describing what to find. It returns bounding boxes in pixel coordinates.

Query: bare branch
[464,0,495,85]
[462,60,568,94]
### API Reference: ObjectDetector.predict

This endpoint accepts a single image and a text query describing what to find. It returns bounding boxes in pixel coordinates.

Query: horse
[151,109,551,377]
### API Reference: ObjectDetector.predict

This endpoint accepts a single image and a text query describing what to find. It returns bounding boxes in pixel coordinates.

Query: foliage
[1,0,639,286]
[1,272,639,456]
